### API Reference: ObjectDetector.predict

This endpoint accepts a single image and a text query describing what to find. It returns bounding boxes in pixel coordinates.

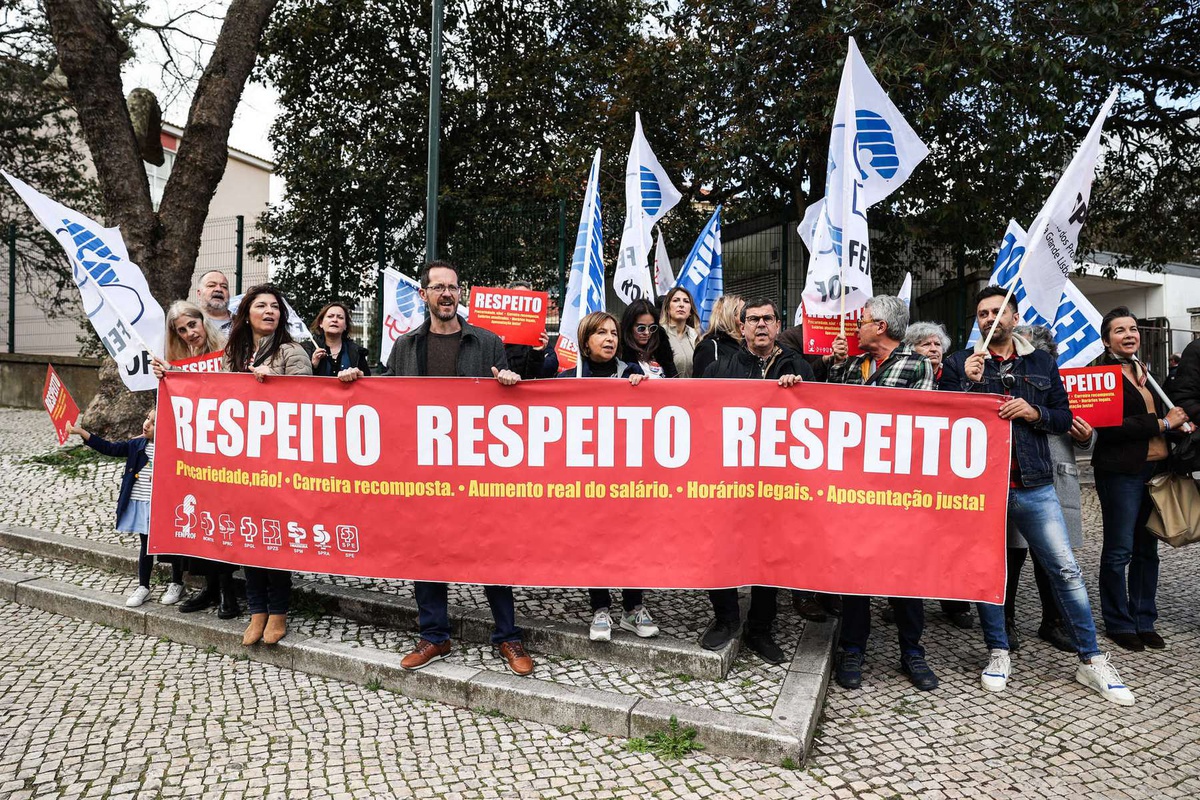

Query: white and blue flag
[4,171,165,391]
[674,205,723,329]
[613,113,682,304]
[800,37,929,317]
[555,149,606,371]
[1011,88,1118,325]
[967,219,1105,369]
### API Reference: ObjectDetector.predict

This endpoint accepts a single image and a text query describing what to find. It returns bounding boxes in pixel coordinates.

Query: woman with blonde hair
[659,287,702,377]
[164,301,224,363]
[691,294,744,378]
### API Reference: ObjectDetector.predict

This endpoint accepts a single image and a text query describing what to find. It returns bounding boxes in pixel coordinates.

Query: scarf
[1108,351,1148,387]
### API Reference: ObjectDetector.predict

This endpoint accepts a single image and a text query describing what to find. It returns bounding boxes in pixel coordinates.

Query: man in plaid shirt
[826,295,938,693]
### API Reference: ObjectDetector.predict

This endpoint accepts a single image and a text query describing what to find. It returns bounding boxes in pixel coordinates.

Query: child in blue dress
[68,407,185,607]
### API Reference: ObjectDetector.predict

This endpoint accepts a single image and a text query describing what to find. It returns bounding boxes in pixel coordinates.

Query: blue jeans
[414,582,521,645]
[977,484,1100,660]
[1095,465,1160,634]
[244,567,291,615]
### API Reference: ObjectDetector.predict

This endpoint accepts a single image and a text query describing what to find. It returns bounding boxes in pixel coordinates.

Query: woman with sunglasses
[619,299,678,378]
[557,311,659,641]
[1092,307,1187,651]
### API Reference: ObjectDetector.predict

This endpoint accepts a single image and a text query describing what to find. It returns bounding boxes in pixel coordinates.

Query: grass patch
[625,716,704,759]
[365,678,382,691]
[22,445,110,478]
[781,756,800,770]
[674,673,695,683]
[291,593,327,621]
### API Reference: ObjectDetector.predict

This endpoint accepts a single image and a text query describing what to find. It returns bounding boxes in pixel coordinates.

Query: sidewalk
[2,407,1199,798]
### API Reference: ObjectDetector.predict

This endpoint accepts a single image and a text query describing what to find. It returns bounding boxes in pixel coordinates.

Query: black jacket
[1172,337,1200,422]
[692,331,742,379]
[702,344,815,382]
[1092,356,1171,475]
[505,343,547,380]
[302,336,372,377]
[620,335,678,378]
[775,326,831,382]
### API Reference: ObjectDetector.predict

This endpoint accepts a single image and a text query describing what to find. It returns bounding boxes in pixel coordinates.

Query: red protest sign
[42,365,80,445]
[801,304,864,357]
[468,287,548,346]
[151,373,1011,602]
[1060,365,1124,427]
[170,350,225,373]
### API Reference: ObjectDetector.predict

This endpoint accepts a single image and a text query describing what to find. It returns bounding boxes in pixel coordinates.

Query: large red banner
[150,374,1012,602]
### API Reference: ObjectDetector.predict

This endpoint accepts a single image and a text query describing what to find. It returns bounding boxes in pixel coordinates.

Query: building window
[146,150,176,210]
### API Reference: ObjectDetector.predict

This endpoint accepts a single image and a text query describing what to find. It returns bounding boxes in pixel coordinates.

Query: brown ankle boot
[243,613,268,645]
[262,613,287,644]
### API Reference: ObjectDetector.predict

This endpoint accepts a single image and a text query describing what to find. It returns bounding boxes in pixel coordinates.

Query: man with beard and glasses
[195,270,233,333]
[940,285,1135,705]
[337,260,534,677]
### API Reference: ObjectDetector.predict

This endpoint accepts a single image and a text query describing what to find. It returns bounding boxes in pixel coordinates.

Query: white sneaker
[981,648,1010,692]
[620,605,660,638]
[126,586,151,607]
[160,583,185,605]
[589,608,613,642]
[1076,653,1135,706]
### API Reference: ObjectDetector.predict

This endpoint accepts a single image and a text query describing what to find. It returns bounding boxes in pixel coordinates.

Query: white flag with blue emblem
[800,37,929,318]
[674,205,723,330]
[3,171,165,391]
[966,220,1105,368]
[555,149,606,372]
[1014,88,1118,325]
[613,113,682,305]
[898,272,912,309]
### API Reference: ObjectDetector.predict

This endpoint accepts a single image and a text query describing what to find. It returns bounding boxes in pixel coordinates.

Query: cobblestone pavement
[4,407,1200,798]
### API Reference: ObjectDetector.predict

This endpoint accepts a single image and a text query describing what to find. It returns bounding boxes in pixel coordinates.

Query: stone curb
[0,566,815,763]
[0,523,737,680]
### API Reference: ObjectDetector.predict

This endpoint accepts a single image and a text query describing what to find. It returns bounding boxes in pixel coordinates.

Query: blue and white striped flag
[555,149,606,371]
[674,205,723,330]
[613,113,682,304]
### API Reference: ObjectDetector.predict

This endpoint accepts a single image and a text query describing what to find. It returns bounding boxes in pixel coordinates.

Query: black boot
[179,575,218,613]
[217,571,241,620]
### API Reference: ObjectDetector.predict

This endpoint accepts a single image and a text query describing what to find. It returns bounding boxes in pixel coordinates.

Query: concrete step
[0,549,835,764]
[0,523,738,680]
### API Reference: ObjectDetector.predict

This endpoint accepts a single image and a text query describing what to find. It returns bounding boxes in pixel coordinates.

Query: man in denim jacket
[940,286,1135,706]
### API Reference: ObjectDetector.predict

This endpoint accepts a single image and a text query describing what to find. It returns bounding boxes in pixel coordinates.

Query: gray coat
[1007,433,1085,550]
[382,319,508,378]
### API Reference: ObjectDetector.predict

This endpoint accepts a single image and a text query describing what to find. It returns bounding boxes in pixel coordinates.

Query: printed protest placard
[170,350,224,373]
[1061,365,1124,427]
[42,365,80,445]
[800,304,864,357]
[468,287,548,346]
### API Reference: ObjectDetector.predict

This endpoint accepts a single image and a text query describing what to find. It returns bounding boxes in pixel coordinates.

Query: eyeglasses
[634,324,660,334]
[425,284,460,294]
[855,317,880,330]
[745,315,777,325]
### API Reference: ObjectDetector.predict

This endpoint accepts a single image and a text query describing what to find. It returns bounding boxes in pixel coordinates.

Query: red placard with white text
[468,287,548,346]
[42,365,80,445]
[1060,365,1124,427]
[150,372,1011,602]
[801,304,864,357]
[170,350,225,373]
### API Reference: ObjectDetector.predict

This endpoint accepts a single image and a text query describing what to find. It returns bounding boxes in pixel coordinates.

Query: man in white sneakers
[941,286,1133,706]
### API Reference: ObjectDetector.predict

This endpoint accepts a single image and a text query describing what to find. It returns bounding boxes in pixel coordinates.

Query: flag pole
[978,213,1047,353]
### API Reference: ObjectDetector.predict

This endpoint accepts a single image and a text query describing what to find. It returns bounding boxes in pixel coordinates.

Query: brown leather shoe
[498,640,534,676]
[401,638,451,670]
[262,613,287,644]
[242,613,268,646]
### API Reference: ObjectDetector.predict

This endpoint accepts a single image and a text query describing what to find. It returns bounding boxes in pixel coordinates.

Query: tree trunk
[43,0,278,434]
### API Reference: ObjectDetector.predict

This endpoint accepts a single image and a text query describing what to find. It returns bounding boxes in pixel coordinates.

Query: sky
[118,1,283,198]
